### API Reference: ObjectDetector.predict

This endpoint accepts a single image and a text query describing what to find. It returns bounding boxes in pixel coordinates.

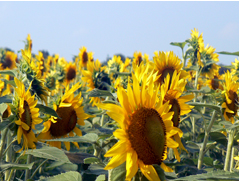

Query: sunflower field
[0,28,239,181]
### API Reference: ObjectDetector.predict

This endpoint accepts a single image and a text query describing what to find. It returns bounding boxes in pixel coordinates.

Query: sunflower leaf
[217,51,239,56]
[170,41,187,50]
[0,69,18,77]
[0,95,12,104]
[35,104,60,118]
[110,162,126,181]
[43,133,99,143]
[95,174,106,181]
[88,88,113,98]
[22,145,71,163]
[39,171,82,181]
[187,102,222,113]
[173,170,239,181]
[0,162,34,172]
[0,103,7,115]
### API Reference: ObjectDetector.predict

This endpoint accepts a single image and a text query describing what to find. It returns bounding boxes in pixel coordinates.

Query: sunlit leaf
[44,133,99,143]
[217,51,239,56]
[39,171,82,181]
[88,88,113,98]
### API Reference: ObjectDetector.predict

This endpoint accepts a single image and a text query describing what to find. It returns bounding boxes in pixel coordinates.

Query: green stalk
[4,130,12,180]
[230,146,236,172]
[224,128,237,171]
[197,110,217,169]
[29,159,49,180]
[25,154,32,181]
[0,128,8,162]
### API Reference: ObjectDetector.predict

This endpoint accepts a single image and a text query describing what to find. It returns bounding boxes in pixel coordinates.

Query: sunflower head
[97,73,181,181]
[150,51,189,88]
[221,70,239,124]
[13,77,43,152]
[0,50,17,70]
[25,34,32,52]
[37,82,93,151]
[65,61,77,84]
[133,51,143,66]
[78,46,93,69]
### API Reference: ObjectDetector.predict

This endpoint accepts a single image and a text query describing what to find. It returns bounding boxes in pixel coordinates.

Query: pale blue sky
[0,1,239,65]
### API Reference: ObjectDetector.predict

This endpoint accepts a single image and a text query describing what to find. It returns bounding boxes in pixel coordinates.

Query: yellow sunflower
[161,71,194,161]
[97,73,180,181]
[14,77,43,152]
[37,83,93,150]
[65,61,77,84]
[221,70,239,124]
[205,71,224,91]
[150,51,189,87]
[78,46,93,69]
[133,51,144,66]
[36,51,46,78]
[26,34,32,52]
[0,51,17,70]
[82,59,107,106]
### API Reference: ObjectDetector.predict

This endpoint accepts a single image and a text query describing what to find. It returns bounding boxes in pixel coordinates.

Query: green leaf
[0,69,17,77]
[217,51,239,56]
[95,174,106,181]
[173,170,239,181]
[44,133,99,143]
[0,116,16,131]
[22,145,70,163]
[110,162,126,181]
[35,104,59,118]
[0,103,7,115]
[0,162,34,172]
[88,88,113,98]
[84,157,102,164]
[40,171,82,181]
[170,41,187,50]
[187,102,222,113]
[0,95,12,103]
[85,163,108,176]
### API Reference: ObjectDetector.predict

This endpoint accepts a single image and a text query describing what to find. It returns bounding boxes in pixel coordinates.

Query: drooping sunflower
[37,83,93,150]
[161,71,194,161]
[0,51,17,70]
[82,59,108,106]
[97,73,180,181]
[221,71,239,124]
[150,51,189,87]
[13,77,43,152]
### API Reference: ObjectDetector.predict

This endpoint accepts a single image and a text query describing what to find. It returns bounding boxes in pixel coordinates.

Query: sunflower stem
[0,127,8,162]
[230,146,236,172]
[29,159,49,180]
[2,138,17,157]
[25,154,32,181]
[4,130,12,180]
[224,128,237,171]
[197,110,217,170]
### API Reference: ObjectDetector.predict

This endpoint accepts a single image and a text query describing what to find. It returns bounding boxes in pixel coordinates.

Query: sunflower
[205,70,224,91]
[161,71,194,161]
[78,46,93,69]
[37,83,93,150]
[36,51,46,78]
[25,34,32,52]
[13,77,43,152]
[82,59,108,106]
[133,51,143,66]
[0,51,17,70]
[221,70,239,124]
[188,28,205,67]
[150,51,189,87]
[0,79,4,95]
[65,61,77,84]
[97,73,180,181]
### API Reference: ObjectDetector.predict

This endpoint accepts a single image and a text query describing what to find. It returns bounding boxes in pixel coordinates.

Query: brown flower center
[21,100,32,133]
[226,90,239,118]
[137,55,143,66]
[211,76,219,90]
[2,57,13,69]
[163,95,181,127]
[127,107,166,165]
[66,67,76,81]
[82,51,88,65]
[49,106,77,137]
[159,67,175,88]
